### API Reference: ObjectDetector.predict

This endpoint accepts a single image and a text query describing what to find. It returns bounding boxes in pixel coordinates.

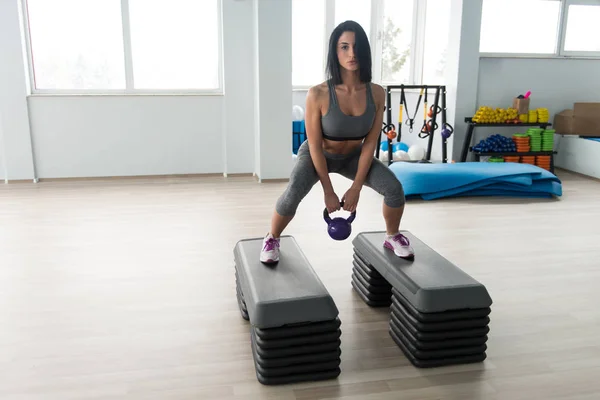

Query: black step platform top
[234,236,339,329]
[352,231,492,313]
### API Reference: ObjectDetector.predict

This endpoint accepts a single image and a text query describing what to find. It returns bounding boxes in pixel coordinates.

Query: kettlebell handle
[323,201,356,223]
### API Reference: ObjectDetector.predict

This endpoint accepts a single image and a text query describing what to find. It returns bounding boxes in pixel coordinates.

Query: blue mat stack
[388,162,562,200]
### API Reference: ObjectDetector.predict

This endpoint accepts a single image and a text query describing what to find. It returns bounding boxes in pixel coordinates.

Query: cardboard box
[512,97,530,114]
[553,102,600,137]
[553,109,574,134]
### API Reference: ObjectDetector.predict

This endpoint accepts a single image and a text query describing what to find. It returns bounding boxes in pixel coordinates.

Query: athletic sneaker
[260,233,280,264]
[384,232,415,260]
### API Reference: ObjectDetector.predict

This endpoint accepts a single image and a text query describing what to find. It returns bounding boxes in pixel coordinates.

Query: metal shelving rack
[459,117,557,172]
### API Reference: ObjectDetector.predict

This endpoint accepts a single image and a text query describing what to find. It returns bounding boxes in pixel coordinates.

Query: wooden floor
[1,169,599,399]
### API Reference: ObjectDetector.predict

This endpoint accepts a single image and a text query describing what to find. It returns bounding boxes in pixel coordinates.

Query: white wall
[478,57,600,120]
[28,96,222,178]
[222,0,254,176]
[0,0,287,181]
[253,0,293,181]
[0,0,35,181]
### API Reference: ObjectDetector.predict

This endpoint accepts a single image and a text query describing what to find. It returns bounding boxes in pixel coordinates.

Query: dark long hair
[326,20,372,85]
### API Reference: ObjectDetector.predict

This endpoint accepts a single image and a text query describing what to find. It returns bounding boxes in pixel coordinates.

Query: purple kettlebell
[323,201,356,241]
[441,123,454,140]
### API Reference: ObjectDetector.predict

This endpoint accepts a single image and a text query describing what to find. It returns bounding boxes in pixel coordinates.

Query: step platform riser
[352,231,493,368]
[392,287,491,322]
[351,250,392,307]
[234,236,342,385]
[250,329,341,385]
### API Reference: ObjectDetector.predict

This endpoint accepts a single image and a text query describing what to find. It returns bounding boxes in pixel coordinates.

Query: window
[23,0,222,93]
[422,0,451,84]
[335,0,372,37]
[480,0,600,58]
[292,0,452,87]
[380,0,413,84]
[563,2,600,54]
[480,0,562,54]
[292,0,326,87]
[26,0,126,90]
[128,0,220,90]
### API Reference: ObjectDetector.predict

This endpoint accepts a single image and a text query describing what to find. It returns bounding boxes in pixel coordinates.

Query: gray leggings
[276,141,406,216]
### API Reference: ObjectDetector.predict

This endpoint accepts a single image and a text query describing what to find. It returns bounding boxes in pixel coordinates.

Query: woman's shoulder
[369,82,385,98]
[306,81,330,105]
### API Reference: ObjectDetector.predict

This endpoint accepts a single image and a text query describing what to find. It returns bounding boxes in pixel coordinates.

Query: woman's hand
[324,191,341,213]
[342,187,361,213]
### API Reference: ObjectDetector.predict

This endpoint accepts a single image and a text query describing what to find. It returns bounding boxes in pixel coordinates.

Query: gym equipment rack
[377,85,452,166]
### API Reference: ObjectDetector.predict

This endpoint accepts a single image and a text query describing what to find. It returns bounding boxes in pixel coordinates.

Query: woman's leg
[338,153,414,259]
[261,142,320,263]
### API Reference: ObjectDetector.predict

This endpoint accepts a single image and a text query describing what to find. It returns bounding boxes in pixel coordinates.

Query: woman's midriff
[322,138,363,155]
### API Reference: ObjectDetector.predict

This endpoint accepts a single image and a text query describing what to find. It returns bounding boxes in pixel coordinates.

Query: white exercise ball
[408,145,425,161]
[398,150,410,161]
[292,105,305,121]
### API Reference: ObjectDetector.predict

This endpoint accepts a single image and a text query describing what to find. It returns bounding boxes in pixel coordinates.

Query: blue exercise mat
[388,162,562,200]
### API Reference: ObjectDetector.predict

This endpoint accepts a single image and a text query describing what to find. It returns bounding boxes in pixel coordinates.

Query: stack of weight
[388,287,491,368]
[233,236,343,385]
[351,248,392,307]
[235,270,343,385]
[248,318,343,385]
[235,270,249,321]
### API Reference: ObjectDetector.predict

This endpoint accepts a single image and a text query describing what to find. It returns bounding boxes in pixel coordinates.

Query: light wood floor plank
[1,169,599,399]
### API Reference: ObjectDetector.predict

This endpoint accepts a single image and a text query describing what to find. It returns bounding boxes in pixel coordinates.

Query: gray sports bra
[321,80,376,141]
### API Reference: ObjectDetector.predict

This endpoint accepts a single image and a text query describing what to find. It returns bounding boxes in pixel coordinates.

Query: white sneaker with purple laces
[383,232,415,260]
[260,233,280,264]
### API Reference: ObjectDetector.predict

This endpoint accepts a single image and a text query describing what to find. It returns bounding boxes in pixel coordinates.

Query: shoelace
[392,233,410,247]
[263,238,280,251]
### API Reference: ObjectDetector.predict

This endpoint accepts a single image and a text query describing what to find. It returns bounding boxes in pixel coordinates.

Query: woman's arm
[305,86,339,212]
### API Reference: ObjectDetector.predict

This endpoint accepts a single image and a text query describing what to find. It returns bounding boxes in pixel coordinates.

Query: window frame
[292,0,443,89]
[21,0,224,96]
[558,0,600,58]
[479,0,600,60]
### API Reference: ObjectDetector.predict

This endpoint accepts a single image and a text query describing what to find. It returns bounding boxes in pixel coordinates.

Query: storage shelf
[471,150,556,156]
[464,117,552,128]
[460,116,557,173]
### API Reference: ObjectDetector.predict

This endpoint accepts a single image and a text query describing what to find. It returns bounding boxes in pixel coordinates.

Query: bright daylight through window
[292,0,451,88]
[480,0,600,57]
[24,0,221,92]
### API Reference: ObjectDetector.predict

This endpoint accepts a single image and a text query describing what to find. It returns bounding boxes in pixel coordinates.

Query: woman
[260,20,414,264]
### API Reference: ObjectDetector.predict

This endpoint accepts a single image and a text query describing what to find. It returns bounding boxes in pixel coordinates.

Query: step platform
[350,252,392,307]
[235,271,249,321]
[234,236,342,385]
[352,231,493,368]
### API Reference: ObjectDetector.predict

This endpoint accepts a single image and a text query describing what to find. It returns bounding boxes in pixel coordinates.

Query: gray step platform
[351,251,392,307]
[351,231,492,368]
[235,273,249,321]
[234,236,339,328]
[234,236,342,385]
[352,231,493,313]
